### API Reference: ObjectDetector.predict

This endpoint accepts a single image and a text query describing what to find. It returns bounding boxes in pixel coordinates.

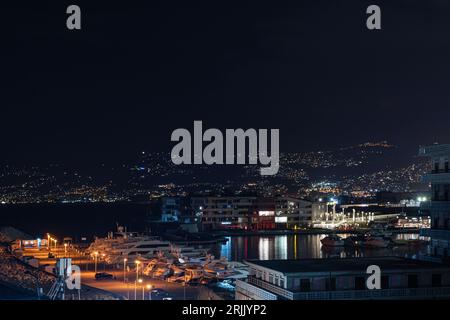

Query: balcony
[246,276,450,300]
[421,172,450,184]
[247,276,293,299]
[291,287,450,300]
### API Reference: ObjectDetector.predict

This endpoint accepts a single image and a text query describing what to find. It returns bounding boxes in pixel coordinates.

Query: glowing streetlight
[134,261,141,300]
[101,253,106,271]
[123,258,128,283]
[64,243,68,257]
[135,260,141,279]
[138,278,144,300]
[134,276,143,301]
[93,251,99,274]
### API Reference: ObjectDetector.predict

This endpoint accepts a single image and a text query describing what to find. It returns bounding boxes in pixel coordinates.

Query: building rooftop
[244,257,449,274]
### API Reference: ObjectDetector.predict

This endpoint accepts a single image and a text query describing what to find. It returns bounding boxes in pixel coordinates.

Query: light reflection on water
[216,233,429,262]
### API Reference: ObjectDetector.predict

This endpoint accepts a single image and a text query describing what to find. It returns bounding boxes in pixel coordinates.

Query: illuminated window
[275,217,288,223]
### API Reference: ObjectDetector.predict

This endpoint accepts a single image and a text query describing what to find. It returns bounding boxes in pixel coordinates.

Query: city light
[2,1,450,306]
[93,251,99,273]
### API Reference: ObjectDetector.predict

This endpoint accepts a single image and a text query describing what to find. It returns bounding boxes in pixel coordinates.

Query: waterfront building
[192,196,257,230]
[312,201,328,222]
[252,197,276,230]
[235,257,450,300]
[419,144,450,261]
[275,197,312,228]
[191,196,312,231]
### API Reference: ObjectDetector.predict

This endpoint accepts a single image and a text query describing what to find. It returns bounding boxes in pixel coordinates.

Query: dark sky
[2,0,450,165]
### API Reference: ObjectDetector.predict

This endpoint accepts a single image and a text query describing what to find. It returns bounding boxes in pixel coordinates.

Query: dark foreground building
[419,144,450,261]
[235,257,450,300]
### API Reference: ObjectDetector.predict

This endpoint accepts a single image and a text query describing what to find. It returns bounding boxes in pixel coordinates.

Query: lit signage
[258,211,274,216]
[275,217,288,223]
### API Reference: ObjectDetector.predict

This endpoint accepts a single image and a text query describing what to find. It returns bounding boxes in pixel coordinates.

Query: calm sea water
[215,234,429,262]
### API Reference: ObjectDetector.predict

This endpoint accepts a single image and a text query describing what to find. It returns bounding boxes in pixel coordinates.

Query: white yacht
[87,226,208,264]
[87,226,147,254]
[170,245,208,261]
[105,237,172,263]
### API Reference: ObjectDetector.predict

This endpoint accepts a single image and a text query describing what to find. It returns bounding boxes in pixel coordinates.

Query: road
[80,269,200,300]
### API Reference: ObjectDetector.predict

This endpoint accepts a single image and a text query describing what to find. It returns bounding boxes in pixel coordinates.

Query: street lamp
[93,251,99,274]
[135,260,141,279]
[146,284,153,301]
[134,261,141,300]
[134,276,142,300]
[138,279,144,300]
[102,253,106,271]
[64,243,68,257]
[123,258,128,282]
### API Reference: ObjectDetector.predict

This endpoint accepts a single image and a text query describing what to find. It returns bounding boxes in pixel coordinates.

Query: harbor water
[215,233,429,262]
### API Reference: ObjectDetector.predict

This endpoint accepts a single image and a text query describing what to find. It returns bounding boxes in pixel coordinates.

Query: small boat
[215,269,238,280]
[343,235,366,247]
[184,266,204,282]
[362,236,390,248]
[170,264,185,276]
[408,239,428,246]
[392,239,408,246]
[321,235,345,247]
[393,239,427,247]
[153,267,171,279]
[167,274,186,283]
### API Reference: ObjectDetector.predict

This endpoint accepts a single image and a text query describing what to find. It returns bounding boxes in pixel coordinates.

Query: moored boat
[362,236,390,248]
[320,235,345,247]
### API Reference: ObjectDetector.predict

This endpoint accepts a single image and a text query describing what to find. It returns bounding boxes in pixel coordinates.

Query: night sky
[3,0,450,165]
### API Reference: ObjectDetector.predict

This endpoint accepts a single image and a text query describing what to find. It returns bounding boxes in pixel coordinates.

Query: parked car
[150,288,173,300]
[95,272,114,280]
[151,288,168,296]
